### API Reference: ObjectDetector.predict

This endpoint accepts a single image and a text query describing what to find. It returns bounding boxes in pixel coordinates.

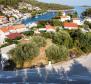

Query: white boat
[35,15,38,18]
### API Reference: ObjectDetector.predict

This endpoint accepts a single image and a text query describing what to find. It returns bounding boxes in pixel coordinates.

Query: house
[28,22,37,28]
[0,24,27,35]
[63,22,78,30]
[0,16,7,24]
[72,18,83,25]
[8,26,16,33]
[85,17,91,23]
[60,16,71,22]
[0,26,16,35]
[1,44,16,60]
[14,24,27,33]
[0,27,10,35]
[62,11,66,16]
[45,25,55,32]
[34,29,40,34]
[33,7,41,11]
[39,28,46,32]
[6,33,22,40]
[9,16,16,22]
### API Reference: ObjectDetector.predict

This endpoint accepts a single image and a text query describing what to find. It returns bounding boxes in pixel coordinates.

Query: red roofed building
[6,33,22,40]
[14,24,27,33]
[0,26,16,35]
[0,24,27,35]
[0,27,10,35]
[63,22,78,30]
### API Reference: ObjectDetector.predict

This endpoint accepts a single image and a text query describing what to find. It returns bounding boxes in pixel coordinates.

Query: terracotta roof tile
[45,25,54,30]
[0,27,9,32]
[64,22,78,27]
[0,26,15,32]
[14,24,26,29]
[7,33,22,39]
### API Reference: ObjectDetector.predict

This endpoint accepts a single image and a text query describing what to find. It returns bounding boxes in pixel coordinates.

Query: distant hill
[0,0,73,10]
[28,0,73,10]
[81,5,91,7]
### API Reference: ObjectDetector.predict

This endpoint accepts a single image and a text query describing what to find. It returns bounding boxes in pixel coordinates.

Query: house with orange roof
[63,22,78,30]
[8,26,16,33]
[0,27,10,35]
[0,24,27,35]
[0,26,16,35]
[14,24,27,33]
[45,25,55,32]
[60,15,71,22]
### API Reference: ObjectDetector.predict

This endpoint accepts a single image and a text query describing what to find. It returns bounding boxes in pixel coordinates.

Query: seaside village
[0,3,91,61]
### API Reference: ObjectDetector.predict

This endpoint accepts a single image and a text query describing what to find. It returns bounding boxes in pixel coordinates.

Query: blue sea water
[22,6,89,25]
[74,6,88,17]
[22,12,57,25]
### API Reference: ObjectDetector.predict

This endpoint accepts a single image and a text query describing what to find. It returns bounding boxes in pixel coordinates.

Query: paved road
[0,54,91,83]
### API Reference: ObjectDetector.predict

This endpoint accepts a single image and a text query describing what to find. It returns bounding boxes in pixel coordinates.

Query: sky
[37,0,91,6]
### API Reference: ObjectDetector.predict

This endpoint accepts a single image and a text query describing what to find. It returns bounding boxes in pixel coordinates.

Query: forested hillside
[0,0,73,10]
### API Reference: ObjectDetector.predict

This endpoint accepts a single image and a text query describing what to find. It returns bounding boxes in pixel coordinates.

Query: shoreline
[51,53,91,72]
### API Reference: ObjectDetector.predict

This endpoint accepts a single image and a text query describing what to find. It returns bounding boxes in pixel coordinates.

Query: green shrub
[45,44,68,63]
[31,36,46,47]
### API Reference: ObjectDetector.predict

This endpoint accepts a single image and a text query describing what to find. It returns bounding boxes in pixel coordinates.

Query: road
[0,53,91,84]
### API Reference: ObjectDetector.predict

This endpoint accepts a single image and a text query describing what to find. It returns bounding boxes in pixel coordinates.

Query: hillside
[28,0,73,10]
[0,0,73,10]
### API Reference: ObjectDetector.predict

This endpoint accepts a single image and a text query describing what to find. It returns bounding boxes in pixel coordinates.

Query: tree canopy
[82,8,91,17]
[46,44,68,63]
[52,30,73,48]
[9,43,39,67]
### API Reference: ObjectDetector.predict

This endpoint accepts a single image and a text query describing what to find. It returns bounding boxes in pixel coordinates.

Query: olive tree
[9,43,39,68]
[31,36,46,47]
[52,30,73,48]
[45,44,68,63]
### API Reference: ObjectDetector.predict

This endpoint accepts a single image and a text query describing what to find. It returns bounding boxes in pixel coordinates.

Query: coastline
[50,53,91,72]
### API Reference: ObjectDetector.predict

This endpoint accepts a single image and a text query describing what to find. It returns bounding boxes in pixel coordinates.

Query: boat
[35,15,38,18]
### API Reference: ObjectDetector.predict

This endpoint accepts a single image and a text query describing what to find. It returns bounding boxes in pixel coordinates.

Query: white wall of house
[28,23,37,28]
[46,29,55,32]
[60,16,71,22]
[85,18,91,23]
[0,34,6,44]
[16,28,27,33]
[39,28,46,31]
[73,19,82,25]
[9,30,16,33]
[64,27,78,30]
[1,44,16,60]
[4,32,10,35]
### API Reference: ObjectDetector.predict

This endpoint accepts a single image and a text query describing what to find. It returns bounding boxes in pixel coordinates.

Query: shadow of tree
[33,59,91,83]
[2,59,91,83]
[67,59,91,77]
[4,59,16,71]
